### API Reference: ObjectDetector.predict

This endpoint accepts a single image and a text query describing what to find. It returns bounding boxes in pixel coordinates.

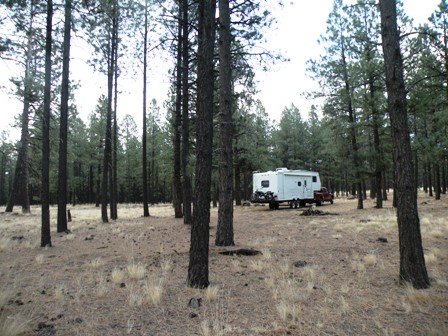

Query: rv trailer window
[297,181,301,187]
[312,176,317,182]
[261,180,269,188]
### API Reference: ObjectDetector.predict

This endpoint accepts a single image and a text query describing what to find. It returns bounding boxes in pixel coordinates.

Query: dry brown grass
[0,197,446,335]
[0,315,32,336]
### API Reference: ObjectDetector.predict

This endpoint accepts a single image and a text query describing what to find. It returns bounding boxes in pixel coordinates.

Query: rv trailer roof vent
[276,167,288,172]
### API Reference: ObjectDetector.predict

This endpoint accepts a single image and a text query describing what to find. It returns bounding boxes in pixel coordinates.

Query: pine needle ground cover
[0,193,447,335]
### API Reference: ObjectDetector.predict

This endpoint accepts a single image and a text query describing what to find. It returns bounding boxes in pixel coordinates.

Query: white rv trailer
[251,168,322,209]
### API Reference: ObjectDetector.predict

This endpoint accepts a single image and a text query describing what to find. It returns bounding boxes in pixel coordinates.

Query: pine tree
[380,0,430,289]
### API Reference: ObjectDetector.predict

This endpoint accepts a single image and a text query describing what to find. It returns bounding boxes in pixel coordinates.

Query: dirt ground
[0,192,447,336]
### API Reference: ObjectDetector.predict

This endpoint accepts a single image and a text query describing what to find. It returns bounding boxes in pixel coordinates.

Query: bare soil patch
[0,193,447,335]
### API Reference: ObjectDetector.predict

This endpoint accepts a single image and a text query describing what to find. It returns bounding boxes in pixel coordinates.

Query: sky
[0,0,442,141]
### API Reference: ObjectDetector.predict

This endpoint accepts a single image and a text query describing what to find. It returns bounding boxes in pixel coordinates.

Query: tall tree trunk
[172,0,183,218]
[89,164,94,203]
[427,161,433,197]
[101,15,115,223]
[434,163,441,200]
[188,0,216,288]
[369,74,383,208]
[181,0,192,224]
[111,13,119,220]
[96,162,101,207]
[216,0,234,246]
[0,153,6,205]
[57,0,71,232]
[442,160,447,194]
[41,0,53,247]
[6,2,34,214]
[341,32,363,209]
[234,161,242,206]
[142,0,150,217]
[380,0,429,289]
[423,163,428,193]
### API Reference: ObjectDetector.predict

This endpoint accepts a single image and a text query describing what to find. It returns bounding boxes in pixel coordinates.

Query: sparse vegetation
[126,261,146,280]
[0,197,446,335]
[0,315,31,336]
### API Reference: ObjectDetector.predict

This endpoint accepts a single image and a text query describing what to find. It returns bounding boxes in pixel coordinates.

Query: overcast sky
[0,0,442,141]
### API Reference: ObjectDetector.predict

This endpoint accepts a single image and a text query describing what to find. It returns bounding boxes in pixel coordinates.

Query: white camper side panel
[282,174,314,200]
[283,174,301,200]
[253,172,278,195]
[303,176,314,199]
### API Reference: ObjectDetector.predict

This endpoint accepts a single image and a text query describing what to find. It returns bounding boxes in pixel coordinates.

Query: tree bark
[434,163,441,200]
[216,0,234,246]
[57,0,71,232]
[41,0,53,247]
[111,12,119,220]
[442,160,447,194]
[188,0,216,288]
[142,0,150,217]
[234,161,242,206]
[181,0,192,224]
[380,0,430,288]
[341,30,363,209]
[172,0,183,218]
[369,73,383,208]
[101,13,116,223]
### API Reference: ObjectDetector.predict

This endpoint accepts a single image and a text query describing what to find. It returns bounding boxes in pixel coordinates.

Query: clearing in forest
[0,193,447,335]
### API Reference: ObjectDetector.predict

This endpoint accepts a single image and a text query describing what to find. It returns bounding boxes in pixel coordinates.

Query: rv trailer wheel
[290,200,297,209]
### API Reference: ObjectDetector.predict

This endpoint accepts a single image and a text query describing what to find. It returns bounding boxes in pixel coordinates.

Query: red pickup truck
[313,187,334,206]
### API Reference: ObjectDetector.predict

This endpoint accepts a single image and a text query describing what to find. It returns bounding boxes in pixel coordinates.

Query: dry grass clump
[111,268,125,284]
[425,252,438,265]
[276,301,300,322]
[268,264,318,323]
[333,223,343,232]
[0,290,13,309]
[429,228,443,239]
[54,285,65,300]
[204,286,219,302]
[96,278,109,297]
[350,254,366,275]
[363,254,377,267]
[88,257,104,268]
[260,248,272,261]
[128,286,144,307]
[64,233,76,241]
[0,315,32,336]
[35,254,44,265]
[143,277,164,305]
[126,261,146,280]
[339,296,350,314]
[340,283,350,294]
[431,269,448,287]
[249,260,265,272]
[0,237,11,252]
[160,258,173,273]
[403,284,431,313]
[230,259,241,272]
[199,301,232,336]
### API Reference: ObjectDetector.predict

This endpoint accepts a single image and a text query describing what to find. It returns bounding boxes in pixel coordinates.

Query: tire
[316,198,322,206]
[269,202,275,210]
[330,199,334,204]
[290,200,297,209]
